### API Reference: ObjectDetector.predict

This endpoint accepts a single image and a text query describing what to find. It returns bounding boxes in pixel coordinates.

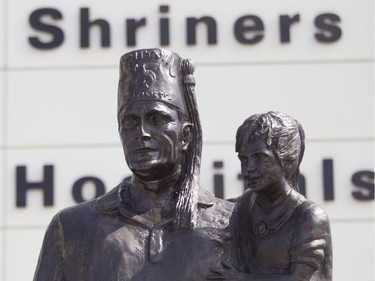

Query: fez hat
[118,48,186,115]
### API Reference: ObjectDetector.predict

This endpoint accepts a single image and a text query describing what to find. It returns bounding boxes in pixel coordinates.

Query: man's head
[235,111,305,192]
[117,48,202,229]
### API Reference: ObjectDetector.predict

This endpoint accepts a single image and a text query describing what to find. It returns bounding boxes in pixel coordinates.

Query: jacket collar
[254,189,305,231]
[96,180,215,223]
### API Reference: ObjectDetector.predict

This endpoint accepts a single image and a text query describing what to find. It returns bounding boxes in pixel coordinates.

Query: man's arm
[33,212,66,281]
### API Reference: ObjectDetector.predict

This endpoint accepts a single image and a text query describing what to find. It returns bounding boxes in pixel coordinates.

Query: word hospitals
[16,159,374,208]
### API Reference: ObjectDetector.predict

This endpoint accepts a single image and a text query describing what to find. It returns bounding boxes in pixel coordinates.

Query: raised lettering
[16,165,54,207]
[315,13,342,42]
[352,171,374,201]
[279,14,300,43]
[80,7,111,48]
[72,176,106,203]
[127,18,147,46]
[234,15,264,44]
[187,16,217,45]
[28,8,64,49]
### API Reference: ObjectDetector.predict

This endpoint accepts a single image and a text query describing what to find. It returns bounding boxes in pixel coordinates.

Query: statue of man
[34,48,234,281]
[207,111,332,281]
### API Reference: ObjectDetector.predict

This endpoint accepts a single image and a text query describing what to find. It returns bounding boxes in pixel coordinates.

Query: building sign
[27,6,342,49]
[9,0,372,69]
[15,159,374,208]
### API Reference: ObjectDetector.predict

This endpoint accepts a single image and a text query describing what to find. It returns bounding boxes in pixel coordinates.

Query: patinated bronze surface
[33,48,234,281]
[207,112,332,281]
[34,50,332,281]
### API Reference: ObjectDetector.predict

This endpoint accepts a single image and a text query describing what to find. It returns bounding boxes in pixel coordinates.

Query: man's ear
[181,123,194,151]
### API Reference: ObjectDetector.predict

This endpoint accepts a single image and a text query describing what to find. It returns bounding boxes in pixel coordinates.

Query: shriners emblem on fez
[131,63,158,90]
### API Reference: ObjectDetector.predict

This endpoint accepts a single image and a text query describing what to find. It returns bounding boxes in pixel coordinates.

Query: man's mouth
[135,148,157,152]
[134,148,158,157]
[133,148,159,161]
[248,171,262,180]
[248,177,261,184]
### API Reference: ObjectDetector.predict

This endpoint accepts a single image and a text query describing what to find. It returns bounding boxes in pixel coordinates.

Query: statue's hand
[206,262,249,281]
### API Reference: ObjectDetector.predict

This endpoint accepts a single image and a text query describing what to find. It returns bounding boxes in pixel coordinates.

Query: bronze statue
[207,112,332,281]
[33,48,234,281]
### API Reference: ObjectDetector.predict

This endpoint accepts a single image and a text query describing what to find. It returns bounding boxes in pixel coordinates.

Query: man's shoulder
[56,185,121,224]
[198,188,234,210]
[196,188,234,228]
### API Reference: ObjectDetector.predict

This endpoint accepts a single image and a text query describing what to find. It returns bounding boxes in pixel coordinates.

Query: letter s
[352,171,374,201]
[28,8,64,49]
[314,13,342,43]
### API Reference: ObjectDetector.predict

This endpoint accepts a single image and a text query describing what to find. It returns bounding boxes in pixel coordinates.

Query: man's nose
[137,119,151,141]
[245,158,257,172]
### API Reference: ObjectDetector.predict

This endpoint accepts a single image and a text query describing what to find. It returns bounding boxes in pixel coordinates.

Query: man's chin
[129,158,158,170]
[130,162,174,182]
[131,166,157,179]
[246,183,264,193]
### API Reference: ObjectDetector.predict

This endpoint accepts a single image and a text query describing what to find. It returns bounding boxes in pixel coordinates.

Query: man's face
[238,137,285,193]
[119,101,187,182]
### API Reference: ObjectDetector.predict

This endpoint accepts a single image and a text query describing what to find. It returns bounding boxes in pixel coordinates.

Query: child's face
[237,137,285,193]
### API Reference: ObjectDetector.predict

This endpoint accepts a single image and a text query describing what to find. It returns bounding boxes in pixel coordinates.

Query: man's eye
[122,116,138,128]
[238,156,247,162]
[253,153,266,160]
[149,114,170,126]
